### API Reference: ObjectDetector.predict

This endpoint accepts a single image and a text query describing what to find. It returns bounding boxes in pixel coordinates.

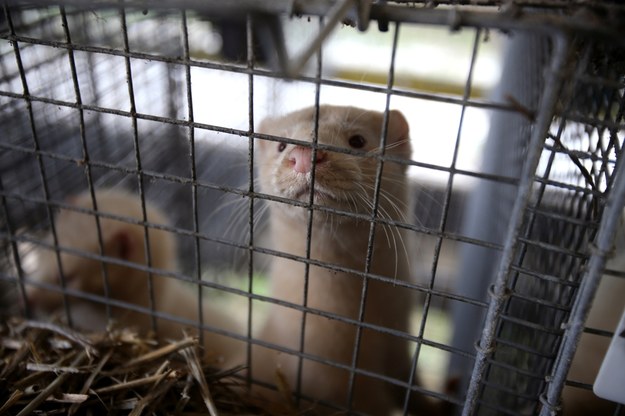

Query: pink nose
[289,146,326,173]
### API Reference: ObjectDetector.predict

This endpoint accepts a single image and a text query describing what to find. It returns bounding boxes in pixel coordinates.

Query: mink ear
[387,110,410,143]
[386,110,412,157]
[256,117,273,135]
[255,117,275,153]
[106,230,133,261]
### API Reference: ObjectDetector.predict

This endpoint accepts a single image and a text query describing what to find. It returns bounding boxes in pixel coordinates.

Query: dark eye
[277,142,287,152]
[348,134,366,149]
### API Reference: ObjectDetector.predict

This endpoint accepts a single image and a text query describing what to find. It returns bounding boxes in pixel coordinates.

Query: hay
[0,318,277,415]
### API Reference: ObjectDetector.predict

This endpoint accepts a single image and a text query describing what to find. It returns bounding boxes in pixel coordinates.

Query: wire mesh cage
[1,1,625,415]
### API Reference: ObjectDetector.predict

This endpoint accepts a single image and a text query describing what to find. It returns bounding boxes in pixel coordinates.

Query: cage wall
[1,2,624,415]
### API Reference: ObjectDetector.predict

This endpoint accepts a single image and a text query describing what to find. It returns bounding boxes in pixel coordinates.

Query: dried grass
[0,318,277,415]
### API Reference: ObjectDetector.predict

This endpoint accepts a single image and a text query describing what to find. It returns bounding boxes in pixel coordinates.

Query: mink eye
[348,134,366,149]
[277,142,287,152]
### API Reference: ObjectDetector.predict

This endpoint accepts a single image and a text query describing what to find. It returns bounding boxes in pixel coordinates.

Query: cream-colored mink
[22,188,243,368]
[253,105,440,414]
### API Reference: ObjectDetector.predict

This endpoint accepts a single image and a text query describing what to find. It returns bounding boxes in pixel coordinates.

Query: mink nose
[289,146,326,174]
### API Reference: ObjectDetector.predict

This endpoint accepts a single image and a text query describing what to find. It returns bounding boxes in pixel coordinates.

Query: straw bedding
[0,318,292,415]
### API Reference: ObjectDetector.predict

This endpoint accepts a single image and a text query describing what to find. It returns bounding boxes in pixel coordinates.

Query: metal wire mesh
[459,33,625,415]
[1,1,624,415]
